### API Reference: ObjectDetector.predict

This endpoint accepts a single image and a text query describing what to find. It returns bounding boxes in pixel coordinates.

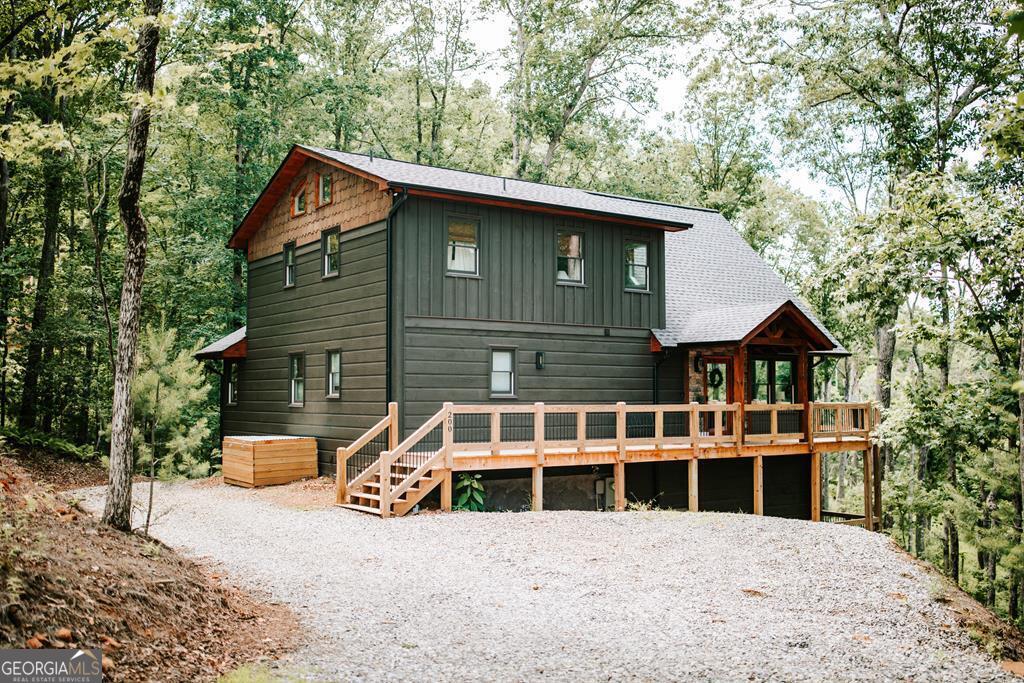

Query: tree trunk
[0,98,12,427]
[939,262,958,584]
[102,0,162,532]
[873,310,897,476]
[18,151,62,430]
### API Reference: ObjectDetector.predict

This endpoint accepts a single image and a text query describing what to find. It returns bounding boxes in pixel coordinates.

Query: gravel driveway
[77,481,1015,682]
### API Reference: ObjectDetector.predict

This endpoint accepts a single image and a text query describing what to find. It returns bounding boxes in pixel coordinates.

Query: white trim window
[447,217,479,275]
[318,173,332,205]
[283,242,296,287]
[624,241,649,291]
[556,231,584,284]
[289,353,305,406]
[326,349,341,398]
[322,228,340,277]
[225,362,238,405]
[490,349,515,397]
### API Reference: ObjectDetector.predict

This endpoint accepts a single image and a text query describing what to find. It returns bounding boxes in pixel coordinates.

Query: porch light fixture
[535,351,545,370]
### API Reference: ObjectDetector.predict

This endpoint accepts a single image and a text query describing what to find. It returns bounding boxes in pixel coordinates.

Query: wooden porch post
[798,347,810,443]
[533,402,544,511]
[336,446,350,505]
[753,455,763,515]
[862,447,873,531]
[810,451,821,522]
[688,459,699,512]
[441,470,452,512]
[735,345,747,445]
[614,461,626,511]
[387,401,399,450]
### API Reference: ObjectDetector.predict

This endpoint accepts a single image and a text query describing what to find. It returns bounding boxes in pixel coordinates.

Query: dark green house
[197,145,874,519]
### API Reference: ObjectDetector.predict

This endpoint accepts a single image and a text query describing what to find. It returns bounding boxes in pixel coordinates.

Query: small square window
[557,231,584,284]
[225,361,238,406]
[490,349,515,397]
[322,228,340,277]
[292,186,306,216]
[326,349,341,398]
[319,173,332,206]
[283,242,296,287]
[289,353,305,406]
[624,241,649,291]
[447,218,479,275]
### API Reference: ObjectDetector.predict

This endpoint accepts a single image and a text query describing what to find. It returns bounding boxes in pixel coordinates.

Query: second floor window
[326,349,341,398]
[283,242,296,287]
[556,231,584,284]
[322,228,340,277]
[318,173,332,205]
[447,217,479,275]
[289,353,305,406]
[624,241,649,291]
[292,186,306,216]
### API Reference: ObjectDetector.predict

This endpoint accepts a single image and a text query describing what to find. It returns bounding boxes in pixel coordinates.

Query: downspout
[653,349,669,404]
[385,189,409,405]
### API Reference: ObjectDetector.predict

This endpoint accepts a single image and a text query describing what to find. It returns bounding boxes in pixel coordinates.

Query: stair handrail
[378,403,450,518]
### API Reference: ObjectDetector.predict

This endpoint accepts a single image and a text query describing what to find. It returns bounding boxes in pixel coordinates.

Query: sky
[462,8,830,202]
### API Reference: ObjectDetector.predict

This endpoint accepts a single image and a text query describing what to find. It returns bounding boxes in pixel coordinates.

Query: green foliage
[454,473,486,512]
[0,426,98,461]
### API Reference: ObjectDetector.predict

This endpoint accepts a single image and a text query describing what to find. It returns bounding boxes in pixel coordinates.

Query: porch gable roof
[195,326,247,360]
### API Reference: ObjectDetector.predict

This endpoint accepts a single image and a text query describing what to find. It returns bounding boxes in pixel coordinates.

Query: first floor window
[326,349,341,398]
[490,348,515,397]
[557,231,584,283]
[319,173,332,205]
[283,242,296,287]
[289,353,305,406]
[624,241,649,291]
[322,228,340,277]
[447,217,479,275]
[225,362,238,405]
[748,357,796,404]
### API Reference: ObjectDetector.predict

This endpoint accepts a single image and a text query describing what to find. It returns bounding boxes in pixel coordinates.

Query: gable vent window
[556,231,584,284]
[624,241,649,291]
[289,353,305,406]
[490,348,515,397]
[322,228,340,277]
[326,349,341,398]
[283,242,296,287]
[447,217,479,275]
[318,173,332,206]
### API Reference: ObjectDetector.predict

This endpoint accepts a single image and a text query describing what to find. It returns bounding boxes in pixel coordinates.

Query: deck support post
[336,446,351,504]
[615,401,626,462]
[613,460,625,511]
[862,447,873,531]
[443,401,454,469]
[532,467,543,511]
[810,451,821,522]
[441,469,452,512]
[753,455,763,515]
[688,458,699,512]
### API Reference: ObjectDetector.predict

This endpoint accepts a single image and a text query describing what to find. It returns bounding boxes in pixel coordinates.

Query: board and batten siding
[223,221,387,472]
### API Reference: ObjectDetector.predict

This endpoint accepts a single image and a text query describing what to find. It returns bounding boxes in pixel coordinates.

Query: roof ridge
[303,145,721,216]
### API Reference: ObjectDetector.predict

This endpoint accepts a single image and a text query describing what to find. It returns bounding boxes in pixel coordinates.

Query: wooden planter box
[222,436,318,488]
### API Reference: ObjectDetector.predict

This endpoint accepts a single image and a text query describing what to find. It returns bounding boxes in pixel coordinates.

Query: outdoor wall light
[535,351,545,370]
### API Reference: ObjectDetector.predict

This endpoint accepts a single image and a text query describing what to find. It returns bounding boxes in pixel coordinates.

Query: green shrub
[454,473,486,511]
[0,426,98,462]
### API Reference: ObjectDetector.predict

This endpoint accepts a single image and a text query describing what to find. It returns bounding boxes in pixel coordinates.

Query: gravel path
[76,482,1015,682]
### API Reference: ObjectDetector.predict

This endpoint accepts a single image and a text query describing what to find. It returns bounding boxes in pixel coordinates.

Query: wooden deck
[336,401,878,524]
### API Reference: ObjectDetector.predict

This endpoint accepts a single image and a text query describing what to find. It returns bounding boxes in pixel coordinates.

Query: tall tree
[103,0,163,532]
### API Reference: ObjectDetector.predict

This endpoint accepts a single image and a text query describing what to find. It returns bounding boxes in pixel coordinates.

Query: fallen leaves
[741,588,768,598]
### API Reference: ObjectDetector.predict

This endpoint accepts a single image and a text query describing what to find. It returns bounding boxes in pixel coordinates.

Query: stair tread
[338,503,382,515]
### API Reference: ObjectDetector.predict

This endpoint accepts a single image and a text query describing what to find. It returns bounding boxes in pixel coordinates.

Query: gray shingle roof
[653,212,845,352]
[195,326,246,359]
[303,146,704,230]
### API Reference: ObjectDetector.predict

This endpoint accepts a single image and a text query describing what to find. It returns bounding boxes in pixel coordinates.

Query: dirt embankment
[0,454,298,681]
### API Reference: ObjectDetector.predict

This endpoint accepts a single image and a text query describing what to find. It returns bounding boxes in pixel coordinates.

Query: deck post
[810,451,821,522]
[753,455,763,515]
[688,458,699,512]
[689,402,700,454]
[862,447,873,531]
[798,347,810,443]
[532,467,543,511]
[336,446,350,504]
[387,401,399,451]
[613,460,625,511]
[533,402,544,512]
[443,401,454,469]
[615,401,626,462]
[379,450,391,519]
[734,345,746,445]
[441,469,452,512]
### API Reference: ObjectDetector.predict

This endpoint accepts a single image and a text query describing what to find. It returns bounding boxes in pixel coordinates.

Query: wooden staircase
[336,403,452,518]
[341,456,446,516]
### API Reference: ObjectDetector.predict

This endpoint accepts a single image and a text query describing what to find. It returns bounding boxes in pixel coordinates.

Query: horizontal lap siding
[763,454,811,520]
[698,458,754,513]
[224,223,387,472]
[400,321,654,435]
